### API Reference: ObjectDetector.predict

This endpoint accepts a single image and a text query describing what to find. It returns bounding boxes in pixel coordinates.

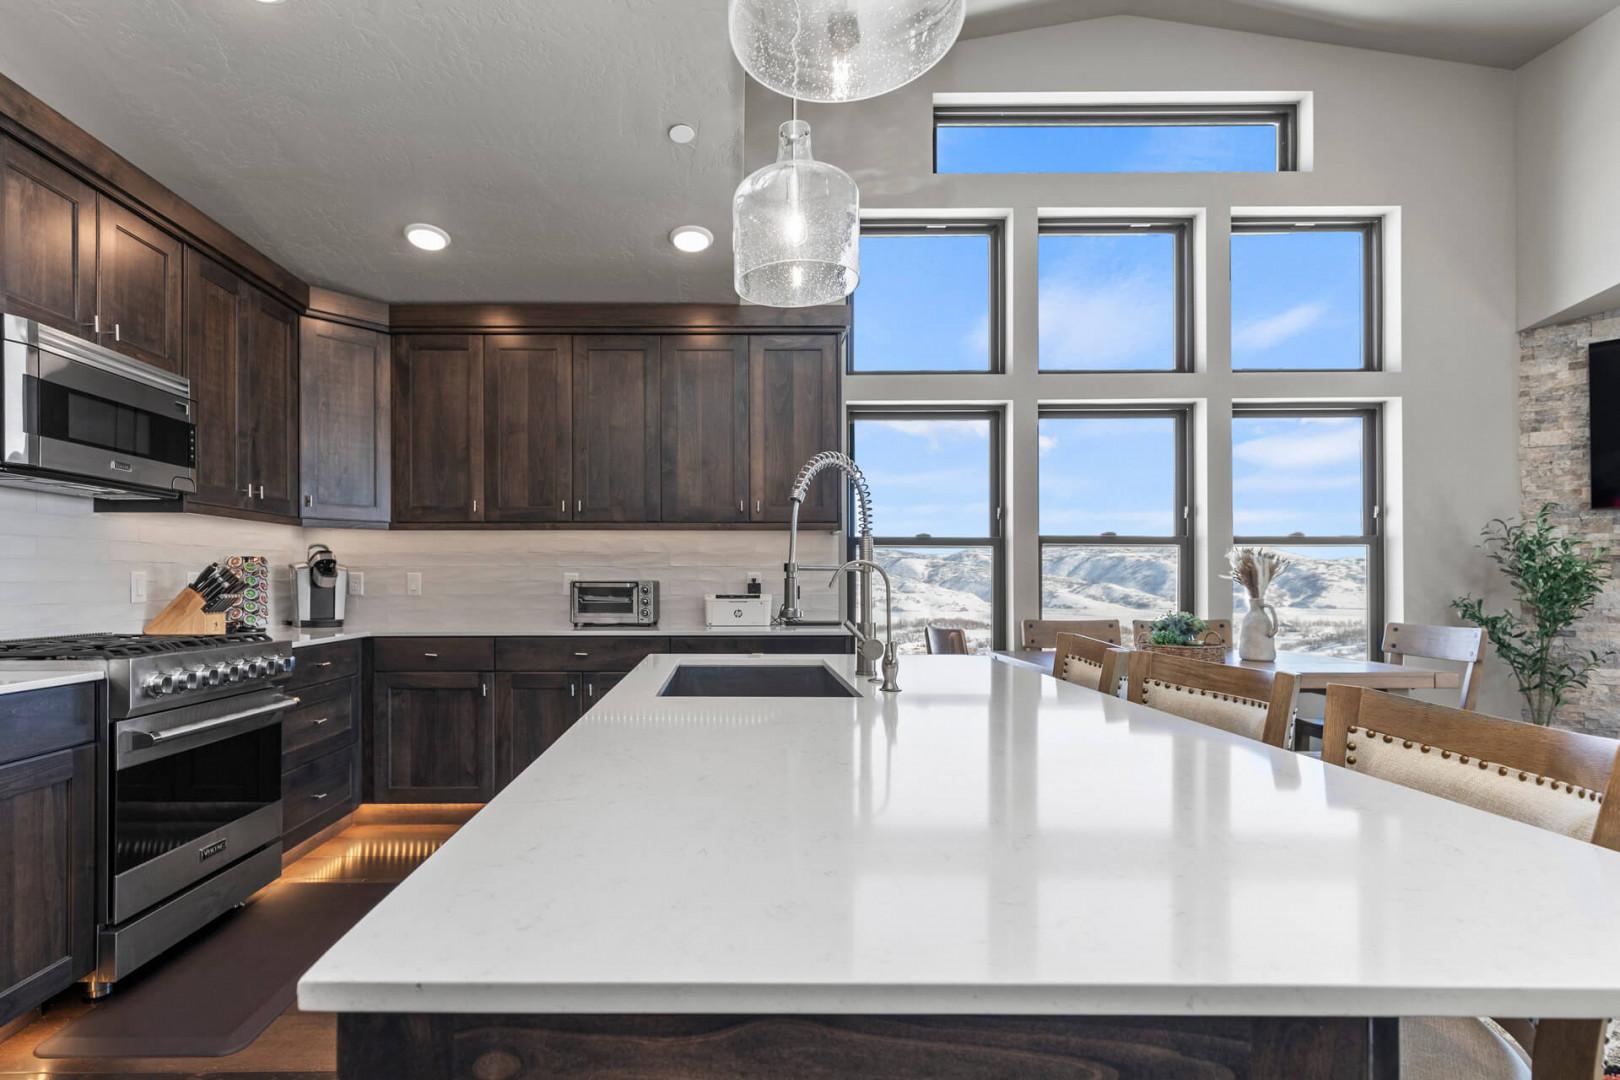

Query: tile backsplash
[0,487,843,637]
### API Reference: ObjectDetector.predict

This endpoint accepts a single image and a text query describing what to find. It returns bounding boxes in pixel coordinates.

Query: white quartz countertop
[274,623,851,648]
[0,663,105,695]
[299,655,1620,1019]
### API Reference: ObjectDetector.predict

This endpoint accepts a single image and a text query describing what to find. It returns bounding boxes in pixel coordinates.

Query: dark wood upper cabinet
[751,334,842,524]
[393,334,485,523]
[184,251,246,509]
[572,335,660,523]
[239,287,299,518]
[96,198,182,374]
[484,334,571,523]
[0,136,96,336]
[372,672,494,803]
[493,672,577,789]
[660,335,748,523]
[299,317,390,524]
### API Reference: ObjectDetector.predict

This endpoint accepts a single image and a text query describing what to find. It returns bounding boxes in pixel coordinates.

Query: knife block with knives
[143,563,247,636]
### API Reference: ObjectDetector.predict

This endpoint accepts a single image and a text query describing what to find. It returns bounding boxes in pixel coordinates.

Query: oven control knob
[274,654,296,674]
[227,660,248,682]
[640,584,651,594]
[141,672,172,697]
[183,665,207,691]
[206,664,226,687]
[250,657,271,678]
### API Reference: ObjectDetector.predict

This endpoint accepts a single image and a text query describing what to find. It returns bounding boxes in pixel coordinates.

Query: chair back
[1022,619,1121,650]
[1131,618,1231,646]
[1125,649,1295,747]
[1052,633,1129,698]
[1381,622,1486,710]
[925,626,969,655]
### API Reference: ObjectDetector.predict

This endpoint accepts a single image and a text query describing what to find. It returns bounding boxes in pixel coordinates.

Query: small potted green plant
[1136,611,1226,659]
[1453,503,1613,726]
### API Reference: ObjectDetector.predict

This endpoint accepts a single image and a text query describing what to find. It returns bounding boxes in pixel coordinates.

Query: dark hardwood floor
[0,807,471,1078]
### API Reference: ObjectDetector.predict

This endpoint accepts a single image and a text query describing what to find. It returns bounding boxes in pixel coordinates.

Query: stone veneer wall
[1517,308,1620,735]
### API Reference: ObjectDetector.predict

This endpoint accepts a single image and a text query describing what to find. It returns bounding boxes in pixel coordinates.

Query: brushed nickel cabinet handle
[304,494,313,508]
[574,651,590,657]
[314,661,333,669]
[313,716,329,726]
[312,792,329,800]
[423,652,439,658]
[93,314,101,334]
[472,499,479,513]
[755,499,761,514]
[113,323,121,342]
[739,500,745,513]
[576,500,582,513]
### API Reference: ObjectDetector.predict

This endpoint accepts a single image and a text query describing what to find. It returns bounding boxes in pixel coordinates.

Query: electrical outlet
[349,571,364,596]
[406,571,422,596]
[129,570,147,604]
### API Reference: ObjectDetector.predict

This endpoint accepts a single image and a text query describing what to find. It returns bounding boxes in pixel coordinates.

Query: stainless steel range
[0,633,298,995]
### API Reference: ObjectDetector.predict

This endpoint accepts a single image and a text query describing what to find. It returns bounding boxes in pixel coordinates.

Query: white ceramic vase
[1238,595,1279,661]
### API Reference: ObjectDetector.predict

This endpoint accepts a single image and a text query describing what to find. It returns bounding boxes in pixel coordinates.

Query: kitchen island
[300,655,1620,1077]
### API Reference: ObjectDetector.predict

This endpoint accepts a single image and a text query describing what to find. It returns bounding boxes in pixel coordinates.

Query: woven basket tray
[1133,631,1227,660]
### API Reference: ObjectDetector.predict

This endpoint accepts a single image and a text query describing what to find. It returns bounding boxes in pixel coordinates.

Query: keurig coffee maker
[293,544,348,628]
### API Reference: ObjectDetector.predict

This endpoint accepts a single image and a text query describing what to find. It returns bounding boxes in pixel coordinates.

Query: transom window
[848,411,1004,653]
[1231,218,1381,371]
[851,222,1001,373]
[1038,408,1192,625]
[1231,408,1382,658]
[1038,220,1191,371]
[935,104,1297,174]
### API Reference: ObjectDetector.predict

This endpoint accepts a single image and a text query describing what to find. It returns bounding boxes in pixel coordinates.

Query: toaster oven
[571,580,659,626]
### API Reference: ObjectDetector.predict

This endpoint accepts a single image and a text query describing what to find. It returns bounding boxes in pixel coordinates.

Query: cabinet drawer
[283,743,357,837]
[373,637,493,672]
[496,636,666,672]
[0,683,98,768]
[281,679,357,768]
[668,635,852,655]
[286,640,362,690]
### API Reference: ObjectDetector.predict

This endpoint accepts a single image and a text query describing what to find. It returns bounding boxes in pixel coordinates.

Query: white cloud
[1039,267,1174,370]
[1038,434,1058,454]
[864,419,990,451]
[1233,301,1327,351]
[1232,420,1361,471]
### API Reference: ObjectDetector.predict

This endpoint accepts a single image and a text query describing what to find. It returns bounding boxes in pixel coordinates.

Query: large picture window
[1038,220,1190,371]
[848,411,1004,653]
[1231,408,1382,658]
[851,222,1001,373]
[1038,409,1192,624]
[1230,218,1381,371]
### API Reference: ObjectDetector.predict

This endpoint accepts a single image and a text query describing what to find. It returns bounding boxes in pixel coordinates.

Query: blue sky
[1039,417,1176,535]
[1039,233,1177,370]
[850,418,992,537]
[1231,230,1364,370]
[936,123,1279,174]
[852,235,990,372]
[1232,415,1366,536]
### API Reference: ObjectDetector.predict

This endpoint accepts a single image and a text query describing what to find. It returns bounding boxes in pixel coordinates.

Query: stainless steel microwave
[571,580,660,627]
[1,313,196,500]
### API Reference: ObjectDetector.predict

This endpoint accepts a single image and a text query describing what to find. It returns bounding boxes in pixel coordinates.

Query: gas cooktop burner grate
[0,631,272,660]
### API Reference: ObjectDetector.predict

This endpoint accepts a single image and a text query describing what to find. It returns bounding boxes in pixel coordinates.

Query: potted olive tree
[1453,504,1613,726]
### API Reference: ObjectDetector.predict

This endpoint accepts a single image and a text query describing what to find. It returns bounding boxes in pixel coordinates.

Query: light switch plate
[130,570,147,604]
[406,571,422,596]
[349,571,364,596]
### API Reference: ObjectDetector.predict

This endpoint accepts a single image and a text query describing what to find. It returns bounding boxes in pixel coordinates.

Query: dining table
[992,644,1462,693]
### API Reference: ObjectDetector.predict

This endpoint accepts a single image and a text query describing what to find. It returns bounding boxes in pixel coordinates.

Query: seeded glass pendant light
[729,0,965,103]
[733,118,859,307]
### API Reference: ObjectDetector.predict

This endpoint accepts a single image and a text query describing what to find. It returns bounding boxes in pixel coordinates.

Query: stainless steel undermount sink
[658,664,860,698]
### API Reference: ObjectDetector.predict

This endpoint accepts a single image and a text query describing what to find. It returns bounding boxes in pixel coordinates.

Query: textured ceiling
[0,1,1609,305]
[963,0,1620,68]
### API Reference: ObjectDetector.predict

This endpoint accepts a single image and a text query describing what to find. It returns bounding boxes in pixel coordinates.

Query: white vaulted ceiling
[0,0,1611,304]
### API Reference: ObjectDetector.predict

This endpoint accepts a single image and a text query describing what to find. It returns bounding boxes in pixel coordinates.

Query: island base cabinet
[372,672,494,804]
[336,1013,1388,1080]
[0,744,96,1026]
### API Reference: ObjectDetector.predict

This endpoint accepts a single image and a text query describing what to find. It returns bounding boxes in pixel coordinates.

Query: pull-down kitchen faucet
[828,559,899,693]
[779,451,885,680]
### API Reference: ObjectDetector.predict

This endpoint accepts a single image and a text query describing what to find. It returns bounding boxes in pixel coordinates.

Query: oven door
[572,581,638,624]
[110,691,297,923]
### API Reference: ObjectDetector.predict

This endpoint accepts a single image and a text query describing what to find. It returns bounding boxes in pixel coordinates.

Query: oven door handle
[128,695,301,748]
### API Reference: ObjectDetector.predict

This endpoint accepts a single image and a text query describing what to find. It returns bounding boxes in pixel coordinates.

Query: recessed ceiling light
[669,225,713,253]
[668,123,697,145]
[404,223,451,252]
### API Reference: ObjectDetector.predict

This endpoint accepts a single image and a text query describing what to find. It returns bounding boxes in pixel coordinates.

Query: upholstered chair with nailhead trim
[1052,633,1129,699]
[1124,649,1296,747]
[1023,618,1122,650]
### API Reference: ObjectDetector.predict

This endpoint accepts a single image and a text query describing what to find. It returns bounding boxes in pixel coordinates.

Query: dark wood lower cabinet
[0,742,96,1026]
[372,671,495,803]
[493,672,578,789]
[281,670,362,849]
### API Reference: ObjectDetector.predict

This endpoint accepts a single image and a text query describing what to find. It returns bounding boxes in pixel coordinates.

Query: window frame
[1230,404,1384,659]
[933,103,1299,173]
[849,220,1005,376]
[1037,219,1194,373]
[846,406,1007,651]
[1036,405,1195,618]
[1229,217,1384,373]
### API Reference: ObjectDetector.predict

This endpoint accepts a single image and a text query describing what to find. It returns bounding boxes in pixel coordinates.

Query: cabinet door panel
[0,744,95,1026]
[299,318,390,523]
[578,671,626,718]
[97,199,182,374]
[184,251,245,508]
[493,672,577,790]
[485,334,571,522]
[660,335,748,523]
[240,287,299,518]
[0,136,96,335]
[393,335,484,522]
[373,672,493,803]
[750,334,842,524]
[572,335,660,522]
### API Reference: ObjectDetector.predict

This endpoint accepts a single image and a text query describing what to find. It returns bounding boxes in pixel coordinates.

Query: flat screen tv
[1592,338,1620,509]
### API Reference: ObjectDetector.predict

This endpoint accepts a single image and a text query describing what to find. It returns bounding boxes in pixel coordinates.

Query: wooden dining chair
[1124,650,1296,747]
[1021,619,1121,650]
[1052,633,1129,698]
[924,626,969,655]
[1324,685,1620,1079]
[1130,618,1232,645]
[1381,622,1487,709]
